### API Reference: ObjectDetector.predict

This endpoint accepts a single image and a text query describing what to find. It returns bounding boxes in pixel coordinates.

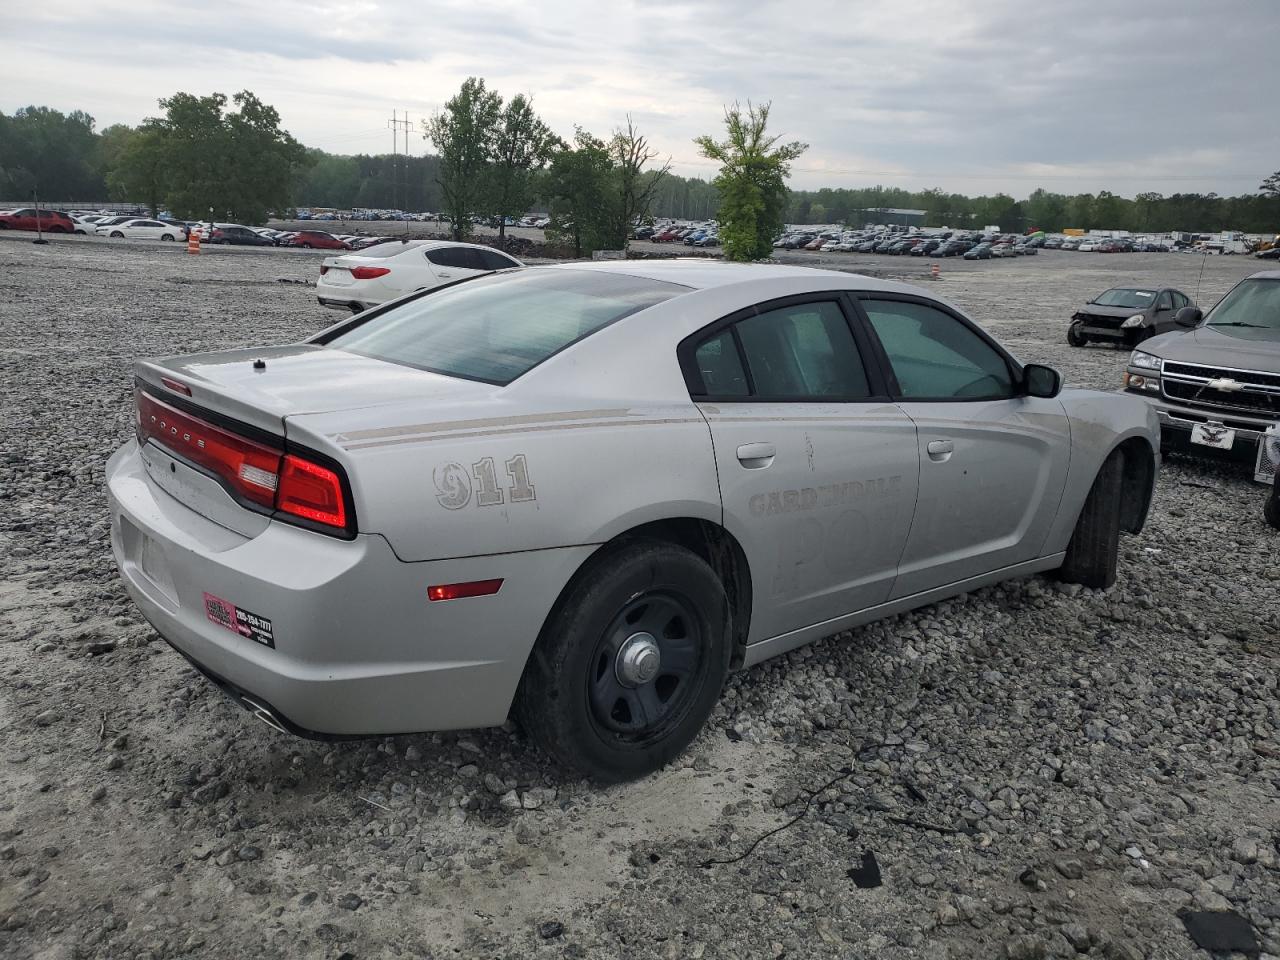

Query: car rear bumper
[106,439,593,736]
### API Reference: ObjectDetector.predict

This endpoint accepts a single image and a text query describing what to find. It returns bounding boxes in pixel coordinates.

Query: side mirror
[1174,306,1202,328]
[1022,363,1062,399]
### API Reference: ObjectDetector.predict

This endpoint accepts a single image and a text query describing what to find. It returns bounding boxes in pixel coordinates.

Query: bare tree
[609,116,670,247]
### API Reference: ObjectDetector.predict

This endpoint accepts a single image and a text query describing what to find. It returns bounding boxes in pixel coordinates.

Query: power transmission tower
[388,111,412,213]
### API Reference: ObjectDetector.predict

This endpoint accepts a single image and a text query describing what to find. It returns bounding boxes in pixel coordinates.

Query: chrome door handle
[926,439,954,461]
[736,442,775,468]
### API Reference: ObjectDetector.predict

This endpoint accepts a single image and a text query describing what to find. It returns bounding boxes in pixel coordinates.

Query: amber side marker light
[427,579,504,602]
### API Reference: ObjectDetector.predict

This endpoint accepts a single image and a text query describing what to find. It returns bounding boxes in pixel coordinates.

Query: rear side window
[479,250,519,270]
[694,330,749,397]
[325,268,685,385]
[426,247,474,269]
[862,299,1014,400]
[690,300,872,400]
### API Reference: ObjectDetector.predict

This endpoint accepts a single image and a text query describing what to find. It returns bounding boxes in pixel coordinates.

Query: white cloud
[3,0,1276,196]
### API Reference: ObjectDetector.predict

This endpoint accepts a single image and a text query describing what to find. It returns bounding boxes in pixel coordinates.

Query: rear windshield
[1093,288,1155,308]
[325,268,686,384]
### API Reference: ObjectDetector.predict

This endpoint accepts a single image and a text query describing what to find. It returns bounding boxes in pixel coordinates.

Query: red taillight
[277,454,347,529]
[135,388,353,535]
[320,265,329,276]
[427,579,504,602]
[136,389,280,509]
[349,266,390,280]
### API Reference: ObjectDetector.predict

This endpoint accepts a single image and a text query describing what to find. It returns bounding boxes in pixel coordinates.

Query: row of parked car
[635,224,720,246]
[0,208,410,253]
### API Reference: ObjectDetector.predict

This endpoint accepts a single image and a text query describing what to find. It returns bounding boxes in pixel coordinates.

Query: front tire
[1056,451,1123,588]
[1067,321,1089,347]
[160,233,174,241]
[1265,472,1280,531]
[110,231,124,238]
[516,539,731,781]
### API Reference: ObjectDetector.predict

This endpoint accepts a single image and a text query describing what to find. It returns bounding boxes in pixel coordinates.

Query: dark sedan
[963,243,992,260]
[1068,286,1194,347]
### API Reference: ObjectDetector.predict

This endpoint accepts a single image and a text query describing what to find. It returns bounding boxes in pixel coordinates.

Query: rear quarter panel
[286,398,722,562]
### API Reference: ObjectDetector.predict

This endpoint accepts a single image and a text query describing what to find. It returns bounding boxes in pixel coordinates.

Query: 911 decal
[434,454,537,510]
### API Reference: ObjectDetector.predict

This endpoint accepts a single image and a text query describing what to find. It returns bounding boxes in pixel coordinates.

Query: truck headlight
[1129,350,1161,370]
[1121,314,1145,329]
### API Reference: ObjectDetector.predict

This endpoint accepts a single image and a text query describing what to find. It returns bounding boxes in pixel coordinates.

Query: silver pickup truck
[1123,270,1280,482]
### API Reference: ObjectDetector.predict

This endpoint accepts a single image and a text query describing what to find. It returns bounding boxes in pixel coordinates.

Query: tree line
[786,185,1280,235]
[4,98,1278,246]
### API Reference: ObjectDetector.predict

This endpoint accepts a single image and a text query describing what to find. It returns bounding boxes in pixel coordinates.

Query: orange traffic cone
[187,229,201,255]
[931,262,940,280]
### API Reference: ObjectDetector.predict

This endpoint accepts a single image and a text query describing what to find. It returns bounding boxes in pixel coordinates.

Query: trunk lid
[134,345,495,533]
[136,344,493,436]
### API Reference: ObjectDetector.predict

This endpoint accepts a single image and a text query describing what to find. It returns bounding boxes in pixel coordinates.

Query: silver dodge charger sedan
[107,261,1159,780]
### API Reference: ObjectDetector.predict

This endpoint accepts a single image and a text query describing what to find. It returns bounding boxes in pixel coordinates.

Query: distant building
[866,207,927,227]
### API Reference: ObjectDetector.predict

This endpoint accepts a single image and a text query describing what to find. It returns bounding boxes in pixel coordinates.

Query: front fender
[1042,389,1160,554]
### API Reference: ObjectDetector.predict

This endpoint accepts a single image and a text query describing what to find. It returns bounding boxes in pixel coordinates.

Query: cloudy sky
[4,0,1277,197]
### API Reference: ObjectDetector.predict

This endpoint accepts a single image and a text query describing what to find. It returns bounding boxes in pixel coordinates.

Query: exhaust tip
[239,695,288,734]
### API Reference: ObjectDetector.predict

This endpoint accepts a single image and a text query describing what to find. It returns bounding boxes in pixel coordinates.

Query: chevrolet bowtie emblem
[1207,377,1243,392]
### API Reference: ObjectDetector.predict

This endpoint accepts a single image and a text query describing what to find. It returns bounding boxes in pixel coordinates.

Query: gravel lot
[1,235,1277,960]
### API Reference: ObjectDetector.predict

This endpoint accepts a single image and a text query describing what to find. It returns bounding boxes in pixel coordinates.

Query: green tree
[119,91,303,222]
[1260,171,1280,197]
[544,129,615,257]
[221,91,306,223]
[107,124,166,215]
[487,94,560,239]
[608,116,670,247]
[425,77,502,239]
[694,102,807,261]
[0,106,105,200]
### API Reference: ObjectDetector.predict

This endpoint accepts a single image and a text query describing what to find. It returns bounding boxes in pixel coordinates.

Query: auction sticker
[203,592,275,648]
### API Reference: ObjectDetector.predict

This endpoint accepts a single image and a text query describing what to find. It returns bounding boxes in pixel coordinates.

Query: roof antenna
[1194,251,1208,306]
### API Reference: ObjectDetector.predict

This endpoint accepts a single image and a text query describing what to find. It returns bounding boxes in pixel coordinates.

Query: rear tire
[516,539,731,782]
[1056,451,1123,588]
[1067,321,1089,347]
[161,233,174,241]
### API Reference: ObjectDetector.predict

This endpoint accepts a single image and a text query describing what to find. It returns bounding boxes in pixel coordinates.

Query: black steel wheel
[517,539,731,781]
[1067,321,1089,347]
[586,590,704,742]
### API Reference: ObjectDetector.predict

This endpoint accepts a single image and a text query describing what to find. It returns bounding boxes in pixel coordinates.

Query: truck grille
[1161,360,1280,419]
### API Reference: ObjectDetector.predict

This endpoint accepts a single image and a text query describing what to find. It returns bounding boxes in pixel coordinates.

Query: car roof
[1248,270,1280,280]
[540,258,922,294]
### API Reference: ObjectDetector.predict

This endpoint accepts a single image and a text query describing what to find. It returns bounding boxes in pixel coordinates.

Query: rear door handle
[736,442,775,469]
[926,439,954,461]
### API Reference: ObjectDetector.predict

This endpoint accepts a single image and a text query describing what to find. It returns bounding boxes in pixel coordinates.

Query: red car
[650,229,679,243]
[283,230,350,250]
[0,208,75,233]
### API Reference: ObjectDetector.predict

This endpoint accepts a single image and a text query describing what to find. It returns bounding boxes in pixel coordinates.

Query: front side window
[325,268,685,384]
[862,299,1014,400]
